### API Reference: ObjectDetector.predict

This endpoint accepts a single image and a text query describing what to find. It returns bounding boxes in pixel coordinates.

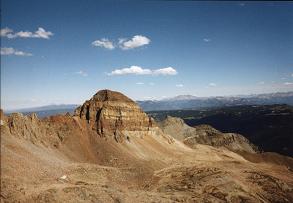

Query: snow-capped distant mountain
[137,91,293,111]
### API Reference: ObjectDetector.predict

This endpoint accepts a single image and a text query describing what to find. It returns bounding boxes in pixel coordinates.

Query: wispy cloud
[203,38,211,42]
[208,83,217,87]
[91,38,115,50]
[149,82,155,86]
[0,28,13,37]
[176,84,184,87]
[258,81,265,85]
[74,70,88,77]
[109,66,152,75]
[91,35,151,50]
[119,35,150,50]
[136,82,144,85]
[284,82,293,85]
[108,66,177,76]
[0,27,53,39]
[153,67,177,75]
[1,47,32,56]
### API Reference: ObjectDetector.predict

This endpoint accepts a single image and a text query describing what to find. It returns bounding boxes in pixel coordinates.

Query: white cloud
[291,73,293,77]
[208,83,217,87]
[136,82,144,85]
[109,66,152,75]
[0,27,13,37]
[149,82,155,86]
[74,70,88,77]
[176,84,184,87]
[119,35,150,50]
[203,38,211,42]
[14,31,34,38]
[153,67,177,75]
[91,35,150,50]
[1,47,32,56]
[34,27,53,39]
[284,82,293,85]
[1,27,53,39]
[92,38,115,50]
[258,81,265,85]
[108,66,177,76]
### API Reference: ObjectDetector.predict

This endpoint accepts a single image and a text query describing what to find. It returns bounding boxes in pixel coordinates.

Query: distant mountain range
[5,104,79,117]
[4,91,293,115]
[5,104,79,113]
[137,91,293,111]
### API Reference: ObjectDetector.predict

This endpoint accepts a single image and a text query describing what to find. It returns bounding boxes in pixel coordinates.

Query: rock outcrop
[1,111,78,148]
[74,89,159,142]
[158,116,258,153]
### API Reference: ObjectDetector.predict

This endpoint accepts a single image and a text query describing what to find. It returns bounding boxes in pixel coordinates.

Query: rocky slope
[1,90,293,203]
[158,116,258,153]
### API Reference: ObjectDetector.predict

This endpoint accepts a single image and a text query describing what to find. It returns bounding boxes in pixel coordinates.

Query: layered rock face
[74,90,157,142]
[158,116,258,153]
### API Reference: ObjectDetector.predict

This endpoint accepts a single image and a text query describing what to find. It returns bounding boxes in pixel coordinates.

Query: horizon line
[3,90,293,112]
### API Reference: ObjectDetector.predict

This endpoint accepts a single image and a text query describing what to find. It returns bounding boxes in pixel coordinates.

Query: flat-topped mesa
[74,89,156,141]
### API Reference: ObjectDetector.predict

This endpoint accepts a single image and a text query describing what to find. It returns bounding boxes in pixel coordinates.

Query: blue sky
[1,0,293,110]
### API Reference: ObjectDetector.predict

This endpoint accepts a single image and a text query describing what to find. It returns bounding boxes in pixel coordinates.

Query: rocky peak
[163,116,185,126]
[74,89,156,142]
[92,89,134,103]
[158,116,196,141]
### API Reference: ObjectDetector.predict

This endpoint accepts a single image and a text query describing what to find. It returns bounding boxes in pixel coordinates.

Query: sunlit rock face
[74,89,158,142]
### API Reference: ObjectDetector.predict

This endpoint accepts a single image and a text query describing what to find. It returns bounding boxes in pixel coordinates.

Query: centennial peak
[74,89,156,142]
